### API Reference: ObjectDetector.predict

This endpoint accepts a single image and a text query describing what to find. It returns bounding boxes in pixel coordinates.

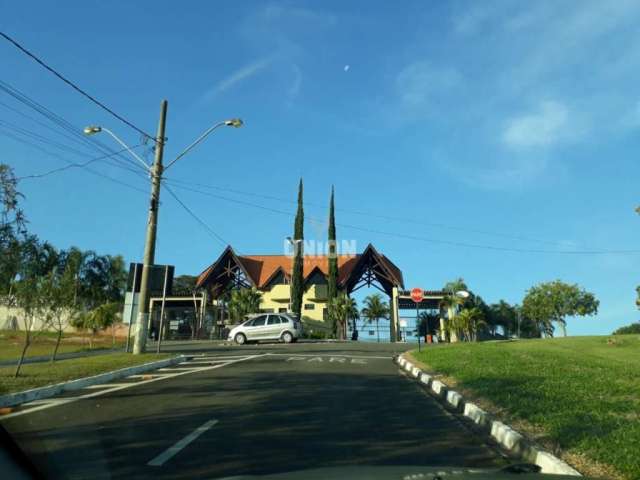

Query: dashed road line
[147,418,219,467]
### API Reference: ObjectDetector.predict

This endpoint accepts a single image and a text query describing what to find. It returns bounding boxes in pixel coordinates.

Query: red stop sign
[410,288,423,303]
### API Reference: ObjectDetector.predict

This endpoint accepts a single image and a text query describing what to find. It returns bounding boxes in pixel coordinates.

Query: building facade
[195,244,405,327]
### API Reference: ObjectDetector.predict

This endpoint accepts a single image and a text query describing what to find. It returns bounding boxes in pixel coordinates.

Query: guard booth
[393,289,447,343]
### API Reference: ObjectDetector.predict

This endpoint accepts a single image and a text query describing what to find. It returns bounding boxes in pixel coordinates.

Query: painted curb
[0,355,186,408]
[396,354,581,477]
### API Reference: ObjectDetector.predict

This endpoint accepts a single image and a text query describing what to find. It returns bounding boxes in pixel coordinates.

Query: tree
[326,186,338,333]
[290,179,304,318]
[439,293,464,342]
[0,164,26,295]
[173,275,197,294]
[361,293,390,343]
[417,311,439,337]
[488,300,519,337]
[44,248,84,361]
[12,236,57,376]
[457,307,487,341]
[329,292,358,340]
[73,302,120,348]
[612,322,640,335]
[521,280,599,337]
[227,288,263,323]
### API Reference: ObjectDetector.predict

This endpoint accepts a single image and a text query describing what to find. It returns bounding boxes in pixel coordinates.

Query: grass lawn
[0,330,125,361]
[0,352,173,395]
[411,335,640,480]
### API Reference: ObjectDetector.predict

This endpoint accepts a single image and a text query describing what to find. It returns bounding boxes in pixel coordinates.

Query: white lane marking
[147,418,219,467]
[285,356,367,364]
[0,355,264,421]
[84,383,133,389]
[267,353,390,360]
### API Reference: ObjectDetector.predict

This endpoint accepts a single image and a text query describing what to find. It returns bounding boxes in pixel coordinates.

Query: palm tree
[228,288,263,322]
[439,294,464,342]
[329,292,359,340]
[457,307,487,341]
[361,293,390,343]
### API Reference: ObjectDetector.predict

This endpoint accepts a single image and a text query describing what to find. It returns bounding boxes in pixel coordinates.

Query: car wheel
[235,333,247,345]
[282,331,293,344]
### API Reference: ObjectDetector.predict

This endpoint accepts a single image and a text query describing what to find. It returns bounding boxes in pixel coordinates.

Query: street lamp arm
[98,127,151,172]
[164,118,243,171]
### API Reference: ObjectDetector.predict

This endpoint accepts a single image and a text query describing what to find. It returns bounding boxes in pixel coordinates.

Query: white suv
[228,313,303,344]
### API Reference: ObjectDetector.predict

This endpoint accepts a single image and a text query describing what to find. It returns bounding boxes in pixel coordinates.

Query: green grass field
[0,352,172,395]
[411,335,640,480]
[0,330,125,361]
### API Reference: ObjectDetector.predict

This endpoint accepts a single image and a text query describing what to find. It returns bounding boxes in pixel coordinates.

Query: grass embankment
[0,330,125,361]
[411,335,640,480]
[0,352,172,395]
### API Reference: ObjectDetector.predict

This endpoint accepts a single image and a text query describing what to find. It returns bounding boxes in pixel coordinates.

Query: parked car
[228,313,303,344]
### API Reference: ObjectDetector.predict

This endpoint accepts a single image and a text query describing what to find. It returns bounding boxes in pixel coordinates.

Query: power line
[162,177,588,250]
[0,79,149,176]
[0,127,146,179]
[162,182,231,248]
[1,129,148,194]
[16,145,143,180]
[165,181,640,256]
[0,31,154,141]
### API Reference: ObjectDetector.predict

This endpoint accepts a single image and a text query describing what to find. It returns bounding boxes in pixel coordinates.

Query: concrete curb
[0,355,186,408]
[396,353,581,477]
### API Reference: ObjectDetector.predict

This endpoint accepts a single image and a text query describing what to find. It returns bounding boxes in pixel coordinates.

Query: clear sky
[2,1,639,335]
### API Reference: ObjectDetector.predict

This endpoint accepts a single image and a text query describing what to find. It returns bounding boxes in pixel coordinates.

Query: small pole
[125,263,138,353]
[156,265,169,354]
[417,302,421,352]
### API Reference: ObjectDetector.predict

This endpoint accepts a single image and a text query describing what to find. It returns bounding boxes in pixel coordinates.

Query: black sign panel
[127,263,174,297]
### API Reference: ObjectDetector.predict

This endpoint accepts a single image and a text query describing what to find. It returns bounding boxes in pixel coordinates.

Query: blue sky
[2,0,640,335]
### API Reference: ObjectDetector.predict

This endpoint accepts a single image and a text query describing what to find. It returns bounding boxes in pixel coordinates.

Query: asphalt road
[1,342,507,479]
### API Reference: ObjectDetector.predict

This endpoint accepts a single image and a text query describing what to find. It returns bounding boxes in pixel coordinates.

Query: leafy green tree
[361,293,390,343]
[326,186,338,332]
[227,288,263,322]
[173,275,198,294]
[488,300,519,337]
[290,179,304,318]
[521,280,599,337]
[0,164,26,294]
[457,307,487,341]
[72,302,120,349]
[612,322,640,335]
[44,249,85,361]
[329,292,358,340]
[12,236,58,376]
[439,293,464,342]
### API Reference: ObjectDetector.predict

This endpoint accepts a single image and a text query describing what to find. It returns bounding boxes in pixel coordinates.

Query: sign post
[411,288,423,352]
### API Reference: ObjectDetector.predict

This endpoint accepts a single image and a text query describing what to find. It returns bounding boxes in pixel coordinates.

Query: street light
[84,101,243,354]
[84,125,150,172]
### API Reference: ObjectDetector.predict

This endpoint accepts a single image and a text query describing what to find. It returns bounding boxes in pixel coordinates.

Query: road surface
[1,342,507,479]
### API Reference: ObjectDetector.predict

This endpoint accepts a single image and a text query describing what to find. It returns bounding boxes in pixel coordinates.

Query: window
[323,308,328,320]
[278,308,288,313]
[304,303,315,310]
[260,308,274,313]
[267,315,281,325]
[249,315,267,327]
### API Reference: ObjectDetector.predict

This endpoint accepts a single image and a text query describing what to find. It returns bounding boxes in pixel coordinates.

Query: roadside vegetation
[0,352,171,395]
[0,164,127,376]
[0,330,124,361]
[411,336,640,480]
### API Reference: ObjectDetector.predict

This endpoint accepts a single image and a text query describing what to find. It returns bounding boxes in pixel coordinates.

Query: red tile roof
[238,254,359,288]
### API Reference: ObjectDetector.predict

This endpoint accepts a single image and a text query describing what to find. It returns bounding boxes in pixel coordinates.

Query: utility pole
[133,100,168,355]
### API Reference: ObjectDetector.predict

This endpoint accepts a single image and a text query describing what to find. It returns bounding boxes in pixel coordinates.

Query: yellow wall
[258,283,330,322]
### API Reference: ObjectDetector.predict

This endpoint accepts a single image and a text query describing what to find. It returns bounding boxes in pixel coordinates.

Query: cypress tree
[327,186,339,336]
[290,179,304,318]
